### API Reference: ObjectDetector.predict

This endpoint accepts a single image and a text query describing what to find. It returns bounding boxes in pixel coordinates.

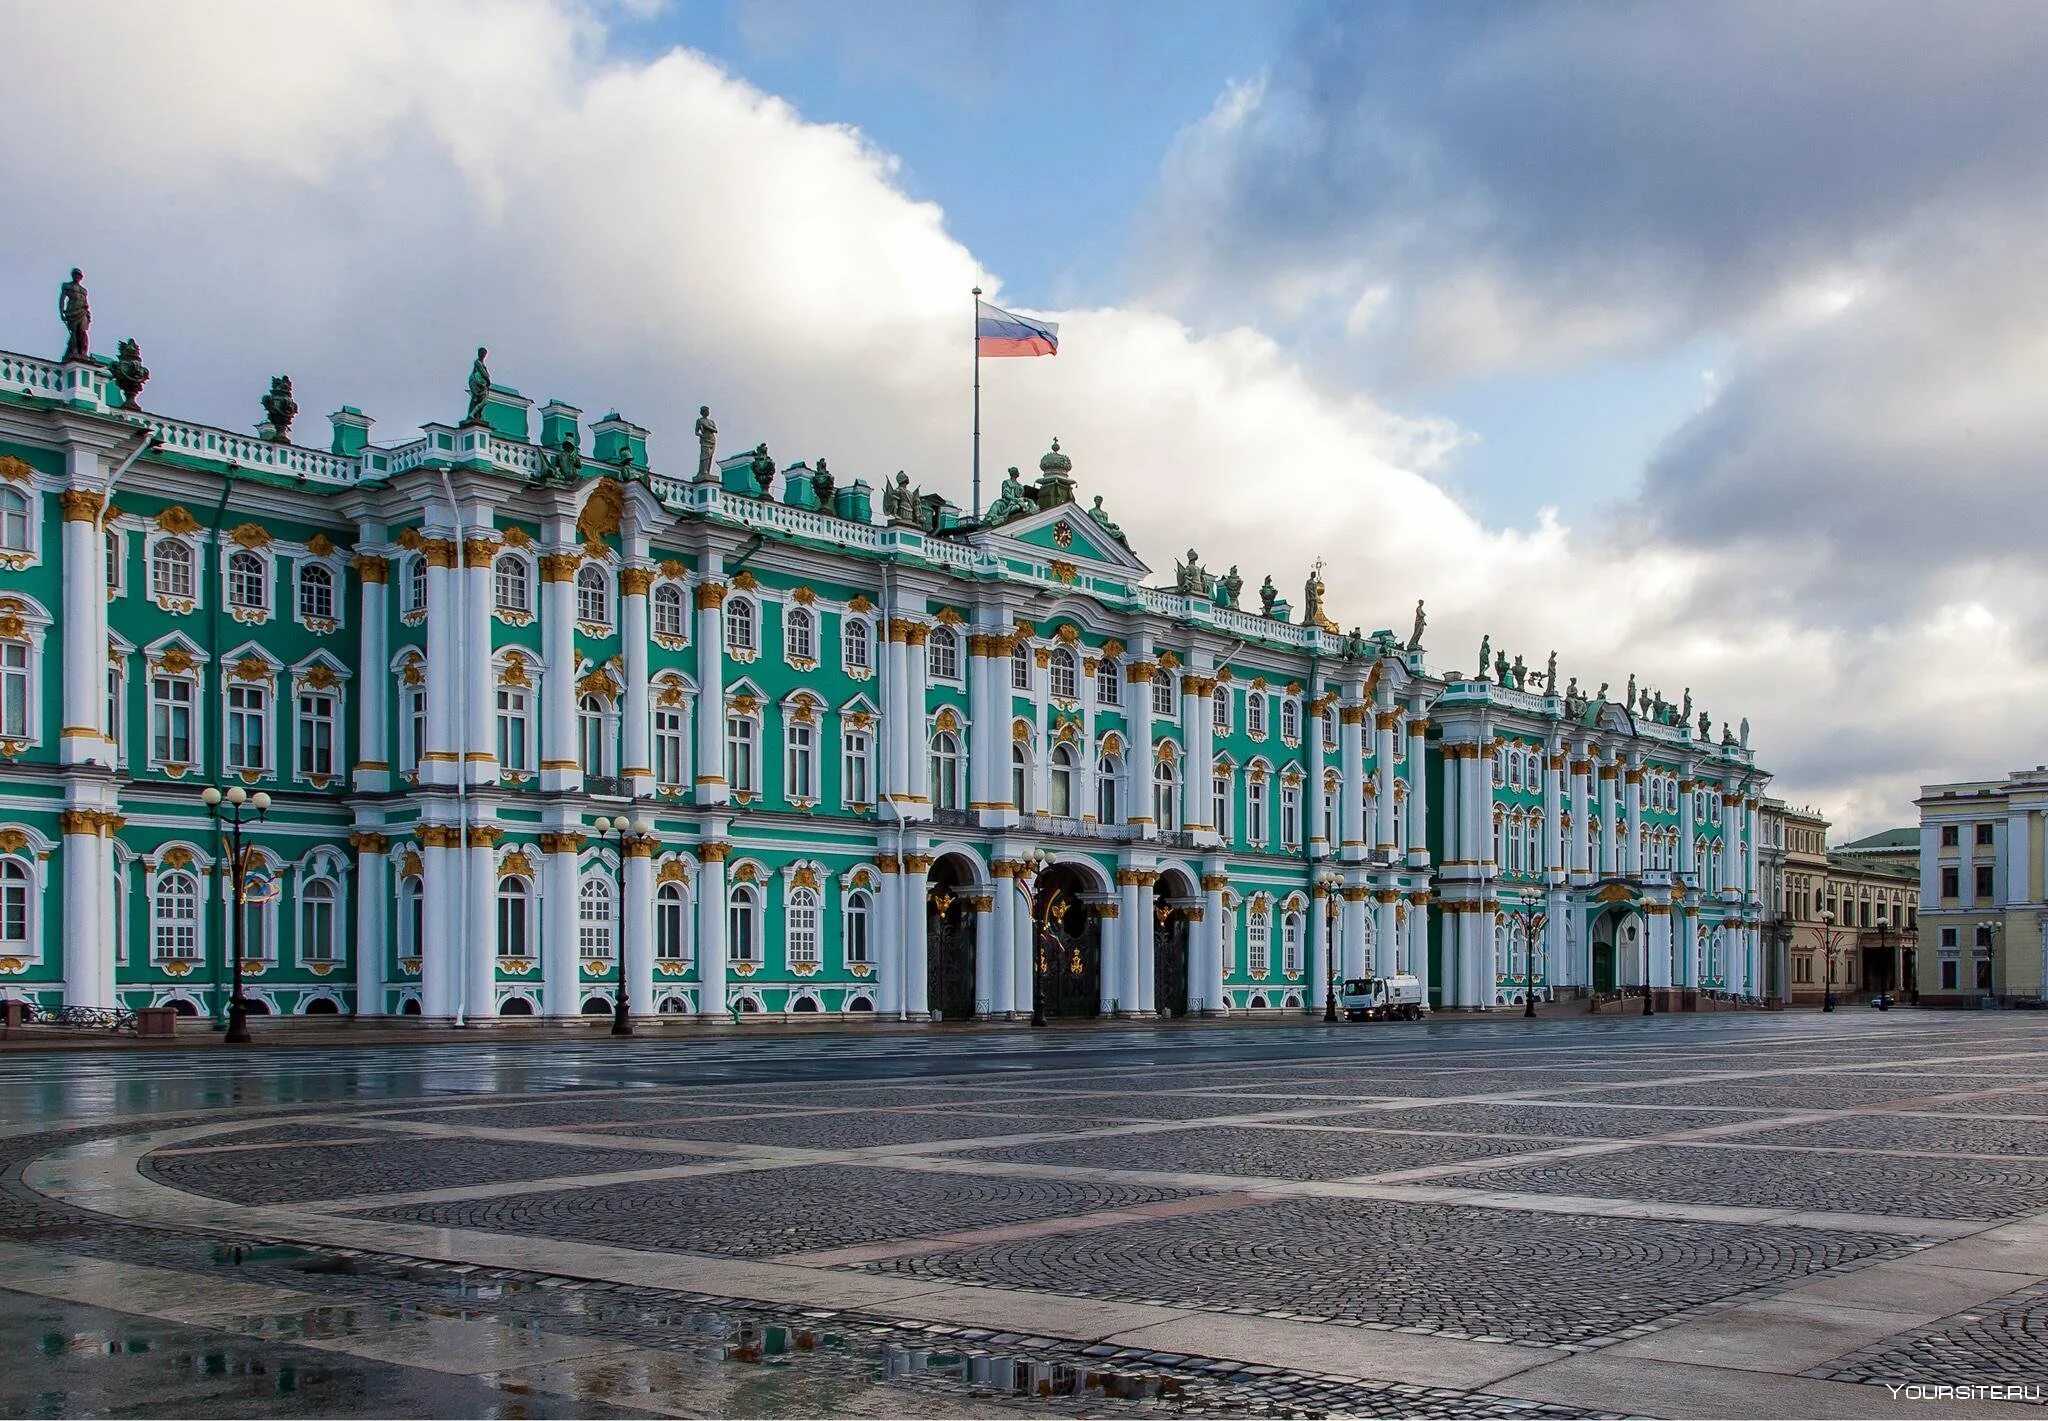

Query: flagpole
[971,285,982,518]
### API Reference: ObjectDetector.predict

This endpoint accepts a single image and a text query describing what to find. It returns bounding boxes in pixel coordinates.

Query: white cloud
[0,0,1988,837]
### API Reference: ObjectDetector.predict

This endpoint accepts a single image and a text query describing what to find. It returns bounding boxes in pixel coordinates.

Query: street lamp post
[1818,908,1841,1011]
[592,814,656,1036]
[201,785,271,1045]
[1504,901,1549,1019]
[1982,918,2003,1005]
[1010,847,1050,1027]
[1319,869,1342,1023]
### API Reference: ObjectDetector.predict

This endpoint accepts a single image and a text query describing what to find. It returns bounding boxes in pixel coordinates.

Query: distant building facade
[1917,769,2048,1006]
[1759,806,1918,1005]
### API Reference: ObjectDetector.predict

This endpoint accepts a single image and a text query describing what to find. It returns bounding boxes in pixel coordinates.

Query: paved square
[623,1109,1081,1149]
[1322,1102,1788,1139]
[948,1122,1560,1179]
[141,1137,704,1205]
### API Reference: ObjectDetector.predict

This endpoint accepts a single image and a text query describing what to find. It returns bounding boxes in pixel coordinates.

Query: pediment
[970,502,1149,576]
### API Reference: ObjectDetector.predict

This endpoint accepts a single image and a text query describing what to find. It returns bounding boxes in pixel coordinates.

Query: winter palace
[0,288,1774,1024]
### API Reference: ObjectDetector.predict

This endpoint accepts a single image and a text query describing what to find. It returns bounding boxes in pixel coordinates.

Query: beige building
[1760,802,1918,1006]
[1917,769,2048,1006]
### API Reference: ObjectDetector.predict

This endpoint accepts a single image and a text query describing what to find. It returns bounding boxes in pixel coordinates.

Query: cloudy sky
[6,0,2043,837]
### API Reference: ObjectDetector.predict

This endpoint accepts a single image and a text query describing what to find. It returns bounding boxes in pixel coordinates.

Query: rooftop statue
[1722,725,1737,746]
[1220,565,1243,609]
[1625,673,1636,708]
[260,375,297,443]
[1408,599,1426,651]
[749,443,777,498]
[1495,651,1511,685]
[985,466,1037,523]
[1681,687,1693,723]
[1510,653,1526,689]
[1740,716,1750,748]
[1175,548,1205,597]
[1477,633,1492,681]
[1596,681,1609,703]
[1085,495,1128,548]
[58,268,89,362]
[693,405,717,483]
[1545,650,1557,694]
[1259,575,1278,617]
[464,347,491,427]
[1698,711,1711,741]
[108,338,148,411]
[884,471,918,525]
[1303,560,1331,631]
[810,457,835,505]
[538,432,581,487]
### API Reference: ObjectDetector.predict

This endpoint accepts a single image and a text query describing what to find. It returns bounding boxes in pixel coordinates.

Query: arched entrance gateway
[1153,867,1197,1017]
[1032,863,1103,1020]
[926,853,981,1021]
[1589,904,1645,996]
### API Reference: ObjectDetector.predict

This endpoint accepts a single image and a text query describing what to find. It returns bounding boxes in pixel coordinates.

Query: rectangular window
[1939,957,1959,990]
[1941,824,1959,847]
[1151,673,1175,716]
[1941,867,1959,899]
[151,675,194,765]
[1247,779,1268,845]
[1976,822,1995,846]
[106,667,122,763]
[1212,690,1230,733]
[404,687,427,772]
[842,729,873,807]
[0,642,28,739]
[726,715,757,793]
[496,687,530,771]
[1248,694,1266,737]
[653,708,686,789]
[296,690,337,777]
[1248,913,1269,977]
[1281,783,1301,849]
[225,684,268,772]
[1976,865,1995,898]
[786,721,816,800]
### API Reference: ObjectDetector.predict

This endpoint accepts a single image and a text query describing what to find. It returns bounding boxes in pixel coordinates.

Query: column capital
[1199,872,1229,892]
[541,552,582,583]
[697,840,733,863]
[538,831,588,854]
[58,488,104,522]
[349,831,390,854]
[352,554,390,583]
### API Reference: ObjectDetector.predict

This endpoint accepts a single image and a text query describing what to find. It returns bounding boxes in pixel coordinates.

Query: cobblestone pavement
[142,1137,706,1206]
[1428,1142,2048,1219]
[1802,1280,2048,1396]
[7,1012,2048,1416]
[949,1123,1558,1179]
[355,1164,1207,1258]
[860,1195,1924,1346]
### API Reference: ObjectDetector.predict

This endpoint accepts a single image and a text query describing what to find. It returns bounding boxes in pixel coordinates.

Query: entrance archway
[1032,863,1102,1019]
[1153,868,1196,1017]
[927,853,981,1021]
[1589,906,1644,995]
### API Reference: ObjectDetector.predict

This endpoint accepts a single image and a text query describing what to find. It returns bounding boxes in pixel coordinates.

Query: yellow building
[1917,770,2048,1006]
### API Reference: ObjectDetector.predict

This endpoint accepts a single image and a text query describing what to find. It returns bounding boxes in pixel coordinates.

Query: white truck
[1339,975,1425,1021]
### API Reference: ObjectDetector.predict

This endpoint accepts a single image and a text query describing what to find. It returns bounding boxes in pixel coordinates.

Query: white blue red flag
[976,300,1059,357]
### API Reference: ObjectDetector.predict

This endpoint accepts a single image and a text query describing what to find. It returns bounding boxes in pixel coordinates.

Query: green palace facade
[0,301,1773,1023]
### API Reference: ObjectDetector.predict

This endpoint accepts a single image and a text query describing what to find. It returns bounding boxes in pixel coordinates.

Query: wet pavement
[5,1013,2048,1417]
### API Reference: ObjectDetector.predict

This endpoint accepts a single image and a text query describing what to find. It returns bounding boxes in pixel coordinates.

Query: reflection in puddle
[887,1347,1181,1402]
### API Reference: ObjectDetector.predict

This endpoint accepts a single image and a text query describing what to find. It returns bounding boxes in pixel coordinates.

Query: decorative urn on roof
[1034,436,1076,507]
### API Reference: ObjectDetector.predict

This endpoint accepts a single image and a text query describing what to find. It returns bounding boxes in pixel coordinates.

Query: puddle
[888,1347,1183,1402]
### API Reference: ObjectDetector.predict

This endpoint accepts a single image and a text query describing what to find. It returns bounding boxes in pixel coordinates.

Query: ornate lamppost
[1502,899,1548,1019]
[1817,907,1844,1011]
[201,785,270,1045]
[592,814,655,1036]
[1319,869,1342,1022]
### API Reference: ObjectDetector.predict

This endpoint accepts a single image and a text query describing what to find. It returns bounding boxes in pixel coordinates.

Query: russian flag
[977,299,1059,357]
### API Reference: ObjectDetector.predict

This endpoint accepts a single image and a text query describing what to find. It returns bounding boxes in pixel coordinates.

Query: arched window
[1281,697,1300,741]
[652,582,685,639]
[786,605,816,662]
[1154,758,1179,832]
[785,713,817,800]
[1152,671,1176,716]
[1283,910,1304,975]
[1493,746,1506,788]
[1011,641,1032,689]
[227,549,267,611]
[1247,692,1266,738]
[496,878,530,958]
[398,875,423,961]
[578,876,613,958]
[151,539,193,601]
[1247,775,1268,844]
[1212,687,1230,733]
[0,859,29,946]
[1322,771,1340,846]
[1095,657,1121,705]
[1048,647,1077,700]
[725,597,756,653]
[1493,811,1506,869]
[0,489,28,552]
[1049,742,1077,817]
[842,617,870,671]
[578,694,612,775]
[929,730,962,811]
[300,878,337,963]
[1010,739,1029,811]
[656,881,689,960]
[1212,764,1232,839]
[406,553,428,612]
[725,711,757,792]
[1282,779,1302,849]
[1096,754,1121,824]
[298,563,335,622]
[927,626,959,680]
[1248,907,1270,976]
[787,886,820,965]
[843,889,872,965]
[576,564,610,625]
[493,554,529,614]
[729,883,759,961]
[153,869,199,960]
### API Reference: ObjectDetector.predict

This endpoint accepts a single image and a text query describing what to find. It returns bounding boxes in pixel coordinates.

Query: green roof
[1837,827,1918,851]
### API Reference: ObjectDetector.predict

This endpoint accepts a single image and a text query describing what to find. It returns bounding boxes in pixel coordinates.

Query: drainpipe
[435,469,470,1028]
[204,465,239,1028]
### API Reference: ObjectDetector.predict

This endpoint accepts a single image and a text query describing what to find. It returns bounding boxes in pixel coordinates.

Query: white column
[1098,900,1123,1016]
[1373,708,1398,855]
[623,843,654,1020]
[2008,809,2034,906]
[989,864,1017,1015]
[541,833,582,1017]
[972,888,997,1017]
[1679,777,1697,877]
[1624,764,1643,876]
[1409,893,1432,1005]
[1597,762,1618,877]
[620,568,653,797]
[462,536,495,786]
[1648,904,1673,994]
[1374,889,1398,977]
[1130,870,1156,1014]
[1545,882,1568,990]
[1468,740,1491,865]
[1199,866,1227,1014]
[1309,889,1331,1008]
[1124,654,1154,832]
[969,635,998,814]
[1307,689,1329,857]
[354,554,389,791]
[1569,752,1592,878]
[464,833,495,1020]
[353,833,388,1015]
[58,488,105,766]
[902,852,931,1016]
[696,833,729,1016]
[60,813,106,1004]
[1339,704,1366,858]
[1744,800,1760,902]
[421,544,458,787]
[904,626,931,813]
[693,578,728,806]
[419,834,456,1018]
[541,553,579,791]
[1405,714,1429,865]
[1009,870,1033,1017]
[1181,670,1206,832]
[1543,749,1564,875]
[1341,882,1369,978]
[874,857,902,1016]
